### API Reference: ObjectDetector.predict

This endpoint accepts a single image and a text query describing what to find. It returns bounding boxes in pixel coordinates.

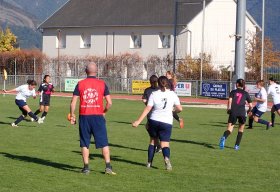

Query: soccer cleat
[30,118,34,122]
[146,162,152,168]
[266,122,272,130]
[11,123,18,127]
[165,159,172,171]
[81,167,90,174]
[105,167,117,175]
[179,118,184,129]
[219,136,226,149]
[37,118,44,124]
[41,116,46,121]
[246,126,253,129]
[234,145,240,151]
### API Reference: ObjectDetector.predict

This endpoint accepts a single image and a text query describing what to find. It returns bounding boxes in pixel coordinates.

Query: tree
[0,27,17,52]
[246,31,280,80]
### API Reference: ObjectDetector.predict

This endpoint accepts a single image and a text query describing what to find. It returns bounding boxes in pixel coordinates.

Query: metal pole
[172,1,178,73]
[14,58,17,86]
[234,0,246,80]
[33,58,36,80]
[200,0,206,95]
[57,29,61,77]
[261,0,265,80]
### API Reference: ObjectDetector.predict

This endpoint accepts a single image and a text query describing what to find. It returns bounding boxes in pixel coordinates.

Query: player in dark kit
[219,79,253,150]
[33,75,54,122]
[142,75,161,158]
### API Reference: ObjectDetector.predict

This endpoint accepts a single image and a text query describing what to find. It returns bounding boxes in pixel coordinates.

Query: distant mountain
[0,0,67,49]
[247,0,280,50]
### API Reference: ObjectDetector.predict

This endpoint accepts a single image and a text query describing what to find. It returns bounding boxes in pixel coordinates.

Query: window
[80,33,91,48]
[56,32,66,48]
[130,33,141,48]
[158,33,171,49]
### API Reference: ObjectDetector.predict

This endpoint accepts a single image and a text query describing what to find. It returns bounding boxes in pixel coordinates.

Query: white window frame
[80,33,91,49]
[158,33,171,49]
[130,33,142,49]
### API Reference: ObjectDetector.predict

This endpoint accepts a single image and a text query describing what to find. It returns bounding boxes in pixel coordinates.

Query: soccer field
[0,95,279,192]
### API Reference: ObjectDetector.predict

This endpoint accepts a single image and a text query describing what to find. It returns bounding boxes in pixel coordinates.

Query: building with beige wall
[39,0,260,70]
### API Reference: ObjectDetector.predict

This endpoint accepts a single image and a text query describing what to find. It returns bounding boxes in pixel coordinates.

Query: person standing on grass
[69,62,116,175]
[142,75,161,155]
[267,77,280,127]
[166,71,184,129]
[133,76,182,170]
[248,80,271,130]
[32,75,54,123]
[219,79,253,150]
[3,79,43,127]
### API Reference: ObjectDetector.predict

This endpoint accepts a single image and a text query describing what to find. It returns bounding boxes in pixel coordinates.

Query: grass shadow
[171,138,216,149]
[90,142,146,152]
[110,120,145,126]
[0,121,12,125]
[0,152,80,172]
[72,151,150,168]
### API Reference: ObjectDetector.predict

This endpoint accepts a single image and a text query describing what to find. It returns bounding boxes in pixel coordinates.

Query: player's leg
[159,122,172,171]
[219,115,235,149]
[234,116,246,150]
[22,105,39,122]
[146,119,158,167]
[92,116,116,175]
[147,138,156,167]
[34,105,44,116]
[248,107,255,129]
[12,107,27,126]
[253,112,272,130]
[173,111,184,129]
[271,106,276,127]
[79,116,91,174]
[41,106,49,119]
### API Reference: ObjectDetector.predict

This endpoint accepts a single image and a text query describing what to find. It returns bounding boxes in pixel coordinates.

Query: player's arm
[3,88,17,93]
[227,97,232,114]
[132,105,152,127]
[255,97,266,102]
[104,95,112,114]
[174,95,182,113]
[70,95,78,124]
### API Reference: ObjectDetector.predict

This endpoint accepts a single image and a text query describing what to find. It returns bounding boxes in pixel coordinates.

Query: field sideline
[0,94,279,192]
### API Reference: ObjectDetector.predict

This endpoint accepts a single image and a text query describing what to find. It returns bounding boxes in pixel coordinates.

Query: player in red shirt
[69,62,116,175]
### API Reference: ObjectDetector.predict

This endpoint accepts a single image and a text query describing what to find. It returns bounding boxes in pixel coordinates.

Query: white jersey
[267,83,280,105]
[147,90,181,125]
[15,84,36,102]
[255,87,267,112]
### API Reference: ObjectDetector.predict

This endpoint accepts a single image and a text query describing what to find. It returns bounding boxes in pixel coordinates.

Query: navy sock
[223,130,231,139]
[28,112,38,121]
[257,119,269,125]
[41,111,48,118]
[14,115,25,125]
[249,118,253,127]
[162,147,170,159]
[105,162,111,169]
[148,144,156,163]
[271,113,275,125]
[235,132,243,146]
[173,111,180,122]
[34,109,40,116]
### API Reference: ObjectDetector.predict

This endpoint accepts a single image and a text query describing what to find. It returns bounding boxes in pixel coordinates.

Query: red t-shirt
[73,77,109,115]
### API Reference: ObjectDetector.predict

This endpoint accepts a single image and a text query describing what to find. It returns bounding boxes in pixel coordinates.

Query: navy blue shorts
[15,99,28,116]
[147,119,172,142]
[40,95,51,106]
[273,103,280,111]
[252,107,264,117]
[79,115,108,149]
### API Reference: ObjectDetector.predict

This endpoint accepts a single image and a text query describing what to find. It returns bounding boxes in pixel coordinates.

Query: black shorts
[40,95,51,106]
[228,115,246,125]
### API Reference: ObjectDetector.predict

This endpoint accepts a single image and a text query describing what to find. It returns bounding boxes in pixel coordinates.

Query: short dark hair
[149,75,158,88]
[269,77,276,82]
[236,78,245,89]
[27,79,37,86]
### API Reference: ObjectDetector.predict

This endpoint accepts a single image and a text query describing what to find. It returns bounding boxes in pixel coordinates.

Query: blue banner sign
[201,82,227,98]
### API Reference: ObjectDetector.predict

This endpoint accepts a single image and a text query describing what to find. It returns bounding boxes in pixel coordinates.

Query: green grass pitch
[0,95,279,192]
